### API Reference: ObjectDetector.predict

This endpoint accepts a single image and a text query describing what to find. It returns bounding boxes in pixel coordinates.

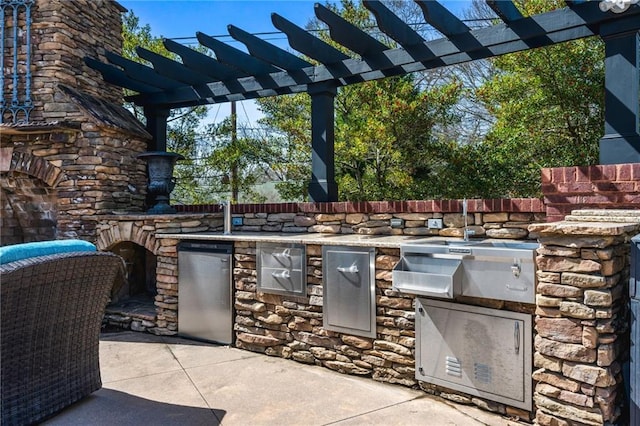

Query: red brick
[575,166,591,182]
[552,167,565,183]
[617,164,632,181]
[631,163,640,180]
[541,168,552,183]
[558,182,594,193]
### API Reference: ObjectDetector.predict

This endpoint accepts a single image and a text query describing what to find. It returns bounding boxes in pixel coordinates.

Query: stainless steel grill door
[323,246,376,338]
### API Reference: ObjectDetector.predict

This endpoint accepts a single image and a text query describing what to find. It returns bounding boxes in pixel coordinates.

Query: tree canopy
[124,0,605,203]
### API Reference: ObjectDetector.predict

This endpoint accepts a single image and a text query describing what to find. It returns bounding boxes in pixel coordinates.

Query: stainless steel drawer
[393,255,462,299]
[461,255,536,304]
[323,246,376,338]
[259,245,304,270]
[257,243,306,297]
[259,267,305,296]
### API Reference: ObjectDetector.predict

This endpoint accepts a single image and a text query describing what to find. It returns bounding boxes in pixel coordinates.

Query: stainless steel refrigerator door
[178,250,232,344]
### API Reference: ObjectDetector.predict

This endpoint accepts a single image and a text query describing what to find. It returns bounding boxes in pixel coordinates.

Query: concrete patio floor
[44,331,527,425]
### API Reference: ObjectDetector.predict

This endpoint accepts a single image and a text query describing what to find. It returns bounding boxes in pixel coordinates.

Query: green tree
[474,0,604,196]
[257,0,462,201]
[122,10,210,204]
[257,94,312,201]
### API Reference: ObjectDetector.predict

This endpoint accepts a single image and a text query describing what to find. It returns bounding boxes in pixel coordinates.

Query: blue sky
[118,1,323,47]
[117,0,471,125]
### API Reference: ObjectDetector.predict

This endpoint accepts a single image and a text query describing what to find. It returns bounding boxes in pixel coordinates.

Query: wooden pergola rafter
[86,0,640,202]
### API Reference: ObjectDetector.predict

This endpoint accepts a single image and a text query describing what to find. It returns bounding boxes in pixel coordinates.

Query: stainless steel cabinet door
[416,298,532,410]
[323,246,376,338]
[178,251,232,344]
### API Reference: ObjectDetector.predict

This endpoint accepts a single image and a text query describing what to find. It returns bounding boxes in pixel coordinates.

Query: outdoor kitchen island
[158,231,539,421]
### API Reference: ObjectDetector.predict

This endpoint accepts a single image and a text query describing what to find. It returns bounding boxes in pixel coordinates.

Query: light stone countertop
[156,231,446,248]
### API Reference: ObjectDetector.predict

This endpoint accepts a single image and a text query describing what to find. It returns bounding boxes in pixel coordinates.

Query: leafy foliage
[473,0,604,196]
[124,0,606,203]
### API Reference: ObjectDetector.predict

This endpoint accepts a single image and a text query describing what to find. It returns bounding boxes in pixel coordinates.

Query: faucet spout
[462,198,475,242]
[220,200,232,234]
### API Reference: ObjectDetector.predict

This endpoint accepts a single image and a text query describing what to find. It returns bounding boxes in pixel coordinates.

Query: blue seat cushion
[0,240,97,265]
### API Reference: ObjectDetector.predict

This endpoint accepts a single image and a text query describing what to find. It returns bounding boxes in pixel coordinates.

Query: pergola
[87,0,640,202]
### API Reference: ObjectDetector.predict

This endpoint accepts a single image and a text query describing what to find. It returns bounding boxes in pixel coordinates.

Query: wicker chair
[1,250,124,425]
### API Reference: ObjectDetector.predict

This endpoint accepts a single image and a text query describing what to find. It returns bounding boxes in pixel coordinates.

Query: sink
[416,239,538,250]
[394,238,538,304]
[424,240,479,246]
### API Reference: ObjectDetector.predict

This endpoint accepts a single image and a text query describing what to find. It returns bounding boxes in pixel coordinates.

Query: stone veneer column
[529,210,640,425]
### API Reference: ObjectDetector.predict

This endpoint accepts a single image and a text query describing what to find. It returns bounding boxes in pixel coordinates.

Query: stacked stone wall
[233,242,418,381]
[1,124,148,244]
[1,0,149,245]
[2,0,125,123]
[529,215,640,425]
[0,173,56,244]
[232,241,534,420]
[178,198,546,240]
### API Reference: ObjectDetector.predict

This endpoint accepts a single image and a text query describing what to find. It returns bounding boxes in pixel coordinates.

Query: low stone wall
[94,202,544,336]
[232,240,534,420]
[529,211,640,425]
[179,198,546,240]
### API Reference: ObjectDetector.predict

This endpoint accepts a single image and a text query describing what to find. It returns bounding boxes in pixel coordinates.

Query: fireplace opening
[105,241,157,328]
[0,173,57,246]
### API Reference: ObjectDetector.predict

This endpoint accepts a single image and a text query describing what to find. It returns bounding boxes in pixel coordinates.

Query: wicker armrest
[1,251,125,425]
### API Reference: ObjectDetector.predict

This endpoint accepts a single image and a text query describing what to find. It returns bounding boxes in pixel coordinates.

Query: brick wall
[541,163,640,223]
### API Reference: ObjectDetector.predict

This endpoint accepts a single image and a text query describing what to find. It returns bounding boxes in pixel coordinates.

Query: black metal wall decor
[86,0,640,202]
[1,0,35,123]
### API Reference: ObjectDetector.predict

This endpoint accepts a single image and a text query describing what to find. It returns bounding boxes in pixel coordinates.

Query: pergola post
[308,84,338,202]
[599,28,640,164]
[143,107,170,152]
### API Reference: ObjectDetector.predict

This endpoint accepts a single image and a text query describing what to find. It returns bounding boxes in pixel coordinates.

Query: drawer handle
[273,249,291,258]
[514,322,520,355]
[506,284,528,292]
[271,270,290,279]
[337,264,359,274]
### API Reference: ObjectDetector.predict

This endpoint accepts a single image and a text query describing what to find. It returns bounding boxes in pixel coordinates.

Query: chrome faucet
[462,198,475,242]
[220,200,232,234]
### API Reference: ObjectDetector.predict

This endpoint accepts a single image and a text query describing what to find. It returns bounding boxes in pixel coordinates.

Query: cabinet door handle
[506,284,527,292]
[273,249,291,258]
[514,322,520,355]
[271,270,290,279]
[337,264,359,274]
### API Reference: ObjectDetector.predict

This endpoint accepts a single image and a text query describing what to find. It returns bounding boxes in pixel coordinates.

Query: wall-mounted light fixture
[599,0,639,13]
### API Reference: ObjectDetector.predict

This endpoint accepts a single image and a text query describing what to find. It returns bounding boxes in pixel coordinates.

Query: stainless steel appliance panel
[257,243,306,297]
[178,242,233,344]
[461,254,536,304]
[629,234,640,424]
[416,298,532,410]
[394,241,537,304]
[323,246,376,338]
[259,268,305,296]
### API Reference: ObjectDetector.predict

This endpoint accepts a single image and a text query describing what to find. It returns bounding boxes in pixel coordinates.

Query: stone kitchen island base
[159,231,538,422]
